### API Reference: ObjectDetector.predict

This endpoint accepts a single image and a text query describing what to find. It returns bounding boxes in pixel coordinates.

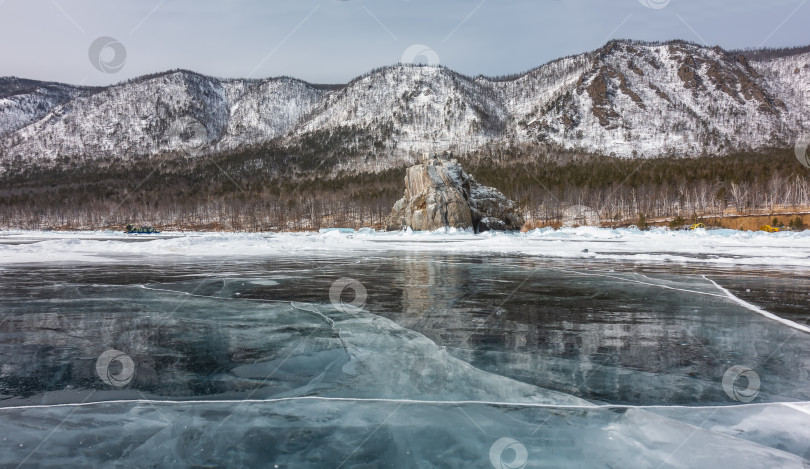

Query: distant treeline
[733,44,810,62]
[0,146,808,231]
[464,147,810,225]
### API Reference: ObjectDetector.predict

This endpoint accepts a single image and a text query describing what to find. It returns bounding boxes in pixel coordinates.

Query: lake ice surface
[0,228,809,468]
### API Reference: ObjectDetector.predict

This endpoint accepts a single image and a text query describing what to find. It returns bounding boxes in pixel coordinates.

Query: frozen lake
[1,229,809,467]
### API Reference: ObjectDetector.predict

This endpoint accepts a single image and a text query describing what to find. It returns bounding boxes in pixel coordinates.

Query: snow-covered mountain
[1,40,808,172]
[0,71,325,164]
[507,41,803,158]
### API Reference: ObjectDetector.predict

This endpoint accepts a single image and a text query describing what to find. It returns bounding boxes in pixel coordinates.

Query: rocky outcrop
[385,154,524,232]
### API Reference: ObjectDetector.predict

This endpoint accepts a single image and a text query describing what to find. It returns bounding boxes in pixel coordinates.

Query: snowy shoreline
[1,227,810,269]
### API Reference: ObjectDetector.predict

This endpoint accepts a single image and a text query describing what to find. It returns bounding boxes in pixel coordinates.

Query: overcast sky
[0,0,808,86]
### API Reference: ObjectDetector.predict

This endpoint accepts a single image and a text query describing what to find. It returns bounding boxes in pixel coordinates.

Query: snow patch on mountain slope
[752,51,810,140]
[0,79,89,138]
[220,77,325,149]
[296,65,508,156]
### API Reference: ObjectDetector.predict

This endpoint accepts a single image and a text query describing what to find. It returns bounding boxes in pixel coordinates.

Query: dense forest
[1,144,808,231]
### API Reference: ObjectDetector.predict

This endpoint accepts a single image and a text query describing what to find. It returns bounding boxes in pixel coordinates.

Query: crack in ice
[703,276,810,334]
[2,396,809,412]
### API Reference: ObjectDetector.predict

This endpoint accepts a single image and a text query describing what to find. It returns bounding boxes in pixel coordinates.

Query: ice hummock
[1,227,810,268]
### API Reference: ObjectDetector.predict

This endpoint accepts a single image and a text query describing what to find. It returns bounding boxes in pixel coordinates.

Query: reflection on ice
[388,254,810,405]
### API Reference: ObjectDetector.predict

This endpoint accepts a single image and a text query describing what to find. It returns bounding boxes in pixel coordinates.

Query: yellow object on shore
[759,225,779,232]
[689,223,706,230]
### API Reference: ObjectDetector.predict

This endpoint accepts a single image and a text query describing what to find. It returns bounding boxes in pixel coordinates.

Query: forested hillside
[2,145,807,231]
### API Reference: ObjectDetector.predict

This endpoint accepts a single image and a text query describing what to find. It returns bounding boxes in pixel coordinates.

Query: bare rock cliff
[385,155,524,232]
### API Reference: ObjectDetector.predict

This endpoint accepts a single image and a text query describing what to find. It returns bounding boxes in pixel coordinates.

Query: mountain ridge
[1,39,809,174]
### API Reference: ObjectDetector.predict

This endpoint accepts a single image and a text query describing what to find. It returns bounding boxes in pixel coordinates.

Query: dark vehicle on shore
[125,224,161,234]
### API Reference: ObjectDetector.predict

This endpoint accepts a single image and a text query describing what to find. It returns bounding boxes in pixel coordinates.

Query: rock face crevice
[385,154,524,232]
